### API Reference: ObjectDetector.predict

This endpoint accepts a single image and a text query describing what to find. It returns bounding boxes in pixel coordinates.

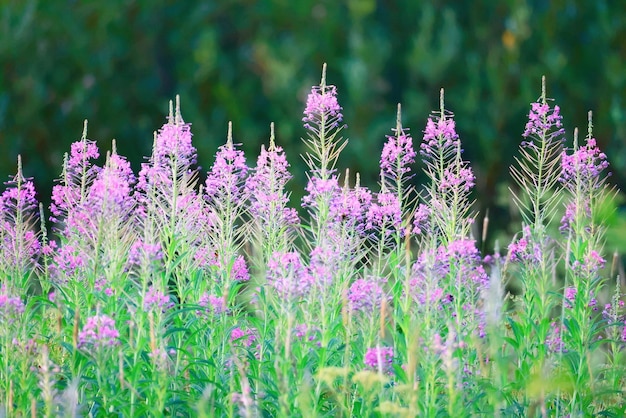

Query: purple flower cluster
[144,286,173,312]
[366,192,402,232]
[420,114,461,155]
[302,176,340,209]
[87,153,135,219]
[328,181,372,231]
[246,141,299,226]
[440,166,475,192]
[421,115,460,157]
[136,119,198,225]
[0,172,41,271]
[380,129,416,179]
[545,321,565,353]
[347,278,386,313]
[50,244,86,282]
[571,250,606,275]
[78,314,120,349]
[94,277,113,297]
[51,138,101,222]
[205,141,249,203]
[230,327,256,347]
[443,240,488,289]
[128,240,163,267]
[230,255,250,282]
[507,225,543,263]
[0,285,25,322]
[364,346,394,373]
[412,204,431,235]
[564,287,577,309]
[522,101,564,139]
[559,201,591,234]
[307,246,337,288]
[410,239,487,308]
[266,251,312,301]
[154,121,196,167]
[561,138,609,185]
[68,140,100,170]
[293,324,321,344]
[413,239,487,285]
[302,85,343,132]
[198,293,227,315]
[1,176,38,215]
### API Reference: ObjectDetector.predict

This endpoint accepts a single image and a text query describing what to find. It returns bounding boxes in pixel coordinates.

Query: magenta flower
[294,324,308,339]
[68,140,100,171]
[507,225,543,263]
[87,153,136,220]
[561,138,609,184]
[231,255,250,282]
[564,287,577,309]
[545,322,566,353]
[193,246,219,270]
[198,293,227,315]
[205,140,248,204]
[364,346,394,373]
[412,204,431,235]
[440,166,475,192]
[78,314,120,349]
[559,201,589,234]
[230,327,256,347]
[421,115,460,158]
[266,251,312,301]
[246,141,299,226]
[302,176,340,209]
[0,285,25,323]
[571,250,606,275]
[347,278,385,313]
[410,238,487,306]
[302,84,343,131]
[329,183,372,223]
[94,277,114,297]
[51,138,101,222]
[153,121,196,167]
[602,300,625,323]
[523,101,564,139]
[380,129,416,179]
[366,192,402,232]
[143,286,173,312]
[128,240,163,267]
[0,167,41,275]
[1,178,38,215]
[137,119,195,192]
[50,244,86,283]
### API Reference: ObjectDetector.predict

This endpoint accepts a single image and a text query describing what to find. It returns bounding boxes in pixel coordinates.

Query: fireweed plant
[0,65,624,417]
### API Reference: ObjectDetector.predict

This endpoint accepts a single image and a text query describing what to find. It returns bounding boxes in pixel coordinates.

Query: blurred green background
[1,0,625,254]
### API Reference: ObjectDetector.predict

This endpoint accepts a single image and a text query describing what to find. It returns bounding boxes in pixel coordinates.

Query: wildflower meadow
[1,65,624,417]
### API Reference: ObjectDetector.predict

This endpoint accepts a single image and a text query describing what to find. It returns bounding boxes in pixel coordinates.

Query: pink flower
[523,101,564,138]
[205,141,248,203]
[348,278,386,313]
[266,251,312,300]
[198,293,227,315]
[364,346,394,373]
[231,255,250,282]
[380,129,416,179]
[230,327,256,347]
[302,84,343,131]
[78,314,120,349]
